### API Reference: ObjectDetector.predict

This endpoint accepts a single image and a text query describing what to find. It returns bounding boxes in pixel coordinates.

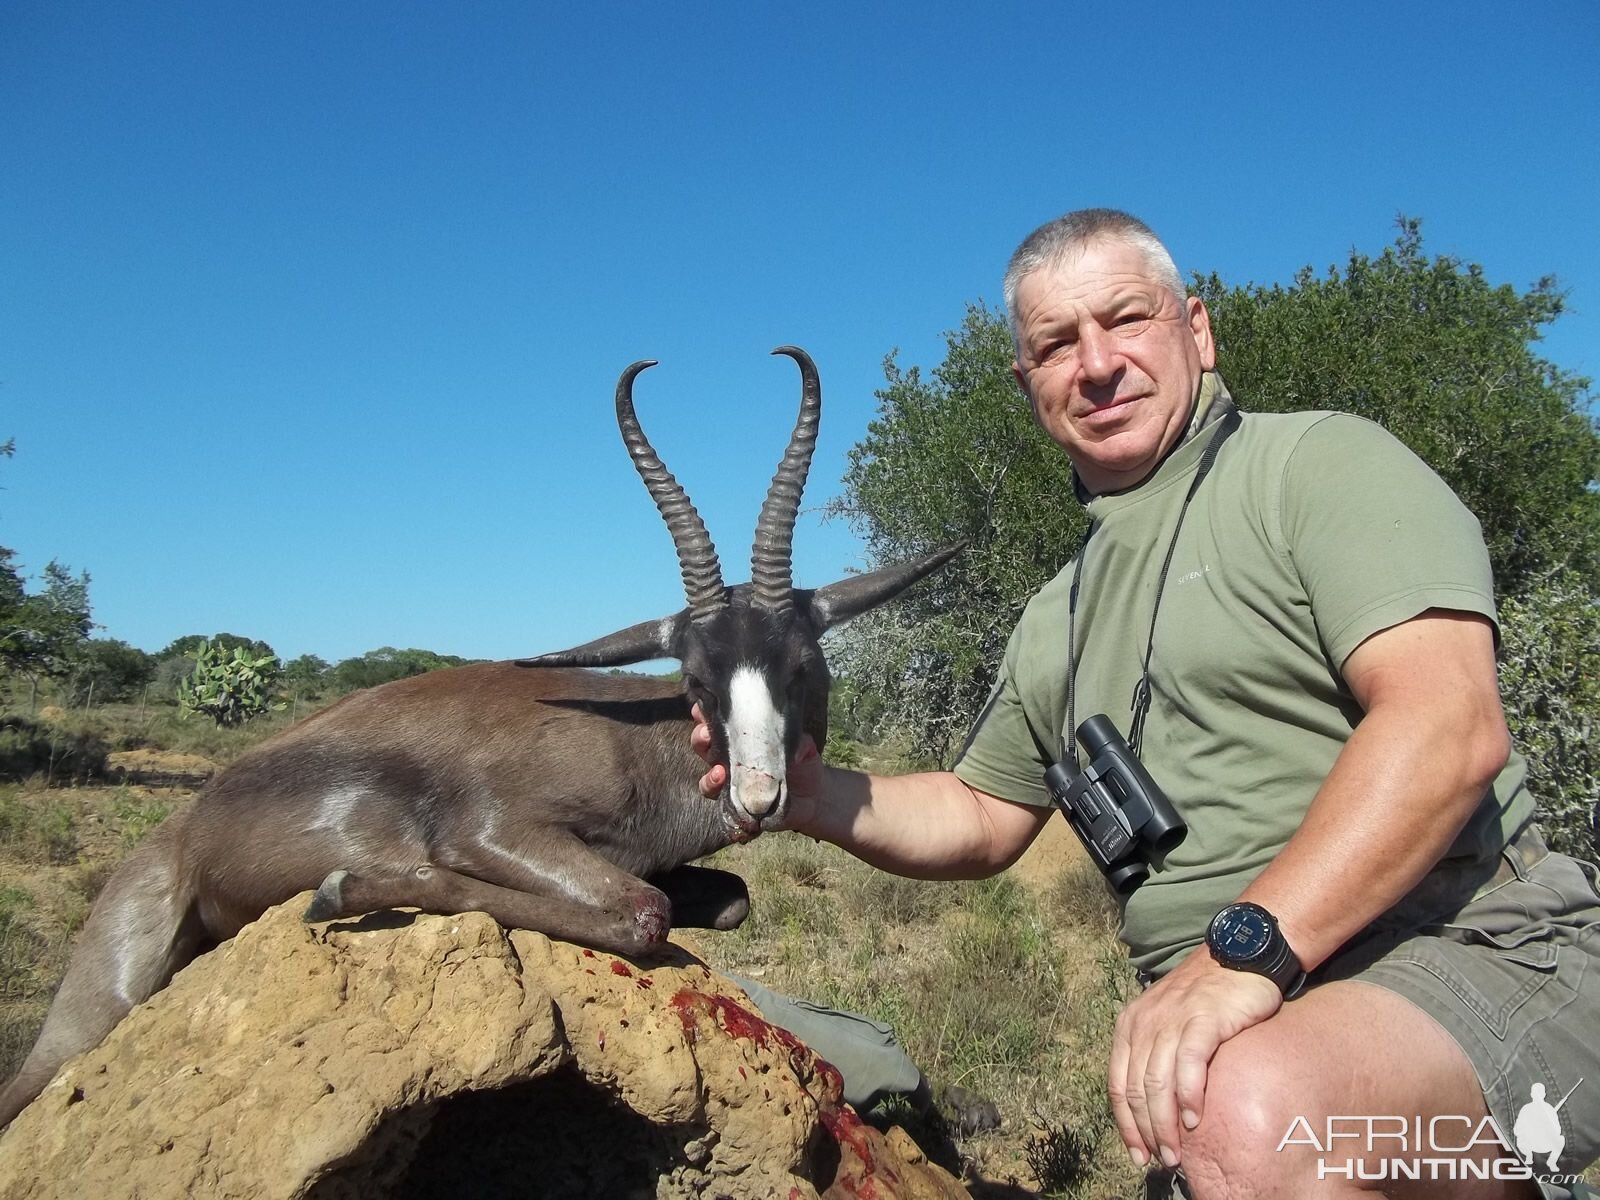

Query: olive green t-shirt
[953,377,1534,979]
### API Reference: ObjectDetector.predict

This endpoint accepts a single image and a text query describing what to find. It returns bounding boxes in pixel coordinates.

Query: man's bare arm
[794,765,1053,879]
[689,706,1051,878]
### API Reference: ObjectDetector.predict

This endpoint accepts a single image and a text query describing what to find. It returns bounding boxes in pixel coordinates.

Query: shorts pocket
[1410,924,1560,1039]
[1574,855,1600,906]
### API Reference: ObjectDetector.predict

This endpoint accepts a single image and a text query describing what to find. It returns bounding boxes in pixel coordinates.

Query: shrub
[1497,569,1599,859]
[0,714,108,784]
[1024,1119,1099,1197]
[177,640,285,728]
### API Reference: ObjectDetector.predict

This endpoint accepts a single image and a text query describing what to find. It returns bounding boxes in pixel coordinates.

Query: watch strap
[1259,936,1307,999]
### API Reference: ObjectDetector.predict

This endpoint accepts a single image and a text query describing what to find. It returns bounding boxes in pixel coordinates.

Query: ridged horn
[516,612,680,669]
[616,360,727,623]
[806,542,967,632]
[750,346,821,614]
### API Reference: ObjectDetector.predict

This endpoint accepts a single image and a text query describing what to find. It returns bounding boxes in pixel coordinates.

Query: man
[695,209,1599,1198]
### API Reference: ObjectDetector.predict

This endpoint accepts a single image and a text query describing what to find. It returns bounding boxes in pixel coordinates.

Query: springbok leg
[303,861,673,956]
[648,864,749,930]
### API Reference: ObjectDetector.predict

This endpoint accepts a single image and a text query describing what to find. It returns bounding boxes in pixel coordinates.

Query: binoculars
[1044,714,1186,894]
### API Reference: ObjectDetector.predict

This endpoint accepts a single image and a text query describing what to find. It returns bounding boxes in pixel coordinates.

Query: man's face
[1010,238,1216,494]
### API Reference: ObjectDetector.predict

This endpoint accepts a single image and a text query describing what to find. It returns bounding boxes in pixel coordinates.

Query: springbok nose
[731,764,783,818]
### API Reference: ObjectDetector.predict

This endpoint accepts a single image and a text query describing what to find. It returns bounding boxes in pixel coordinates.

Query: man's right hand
[690,703,824,832]
[690,703,727,800]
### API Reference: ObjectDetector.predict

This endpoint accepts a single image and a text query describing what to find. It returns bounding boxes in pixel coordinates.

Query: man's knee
[1178,1037,1306,1199]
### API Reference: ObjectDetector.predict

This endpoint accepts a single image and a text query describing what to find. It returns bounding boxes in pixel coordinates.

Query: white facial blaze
[726,663,786,818]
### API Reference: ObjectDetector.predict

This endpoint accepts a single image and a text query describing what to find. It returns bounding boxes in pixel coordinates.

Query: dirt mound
[105,749,218,787]
[0,896,967,1199]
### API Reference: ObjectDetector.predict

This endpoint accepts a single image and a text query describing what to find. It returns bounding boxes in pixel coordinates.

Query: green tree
[66,638,156,705]
[0,548,24,645]
[824,305,1081,762]
[326,647,473,694]
[3,434,95,696]
[158,633,278,663]
[831,223,1599,853]
[282,654,331,699]
[1195,218,1600,596]
[0,554,93,698]
[1496,570,1600,858]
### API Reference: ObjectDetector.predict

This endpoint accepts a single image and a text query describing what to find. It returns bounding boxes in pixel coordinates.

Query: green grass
[0,715,109,786]
[0,873,95,1083]
[110,789,174,848]
[77,700,307,765]
[2,691,328,773]
[0,785,79,865]
[0,886,45,1001]
[0,883,50,1081]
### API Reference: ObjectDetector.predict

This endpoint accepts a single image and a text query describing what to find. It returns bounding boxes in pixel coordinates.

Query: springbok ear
[517,610,686,669]
[803,542,965,632]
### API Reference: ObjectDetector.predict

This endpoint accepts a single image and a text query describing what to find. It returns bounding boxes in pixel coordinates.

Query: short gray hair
[1002,208,1186,334]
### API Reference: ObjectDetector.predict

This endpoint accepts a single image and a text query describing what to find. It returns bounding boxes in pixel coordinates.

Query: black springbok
[0,347,960,1129]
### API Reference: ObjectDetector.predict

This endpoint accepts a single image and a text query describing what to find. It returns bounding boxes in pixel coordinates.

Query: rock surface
[0,895,968,1199]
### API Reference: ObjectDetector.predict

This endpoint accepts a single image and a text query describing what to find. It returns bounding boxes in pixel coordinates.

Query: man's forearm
[792,766,1043,880]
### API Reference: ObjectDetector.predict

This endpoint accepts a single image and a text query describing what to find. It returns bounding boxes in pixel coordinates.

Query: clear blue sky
[4,2,1597,664]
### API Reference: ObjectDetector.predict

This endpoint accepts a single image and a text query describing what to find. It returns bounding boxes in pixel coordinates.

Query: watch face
[1212,904,1273,964]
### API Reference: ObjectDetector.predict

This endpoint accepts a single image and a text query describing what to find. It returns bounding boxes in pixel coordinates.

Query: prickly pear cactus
[176,640,285,727]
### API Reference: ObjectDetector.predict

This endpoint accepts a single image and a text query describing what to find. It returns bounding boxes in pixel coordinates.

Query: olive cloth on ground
[727,973,928,1111]
[955,373,1600,1194]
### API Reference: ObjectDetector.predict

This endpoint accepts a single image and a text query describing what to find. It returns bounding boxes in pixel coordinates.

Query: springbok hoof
[304,870,350,923]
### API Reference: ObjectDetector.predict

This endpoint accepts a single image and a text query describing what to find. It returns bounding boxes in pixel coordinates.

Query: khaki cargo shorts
[1320,825,1600,1198]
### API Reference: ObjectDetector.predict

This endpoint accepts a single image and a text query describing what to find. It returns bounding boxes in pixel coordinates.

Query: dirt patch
[1007,815,1092,894]
[105,750,217,788]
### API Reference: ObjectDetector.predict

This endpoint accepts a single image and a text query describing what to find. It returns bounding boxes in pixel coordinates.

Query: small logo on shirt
[1175,564,1212,585]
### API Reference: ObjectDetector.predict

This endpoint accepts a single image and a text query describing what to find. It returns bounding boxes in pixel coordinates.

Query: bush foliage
[0,715,109,784]
[177,640,285,728]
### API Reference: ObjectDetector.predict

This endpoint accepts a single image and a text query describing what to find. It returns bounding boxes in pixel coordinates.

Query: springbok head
[520,346,961,841]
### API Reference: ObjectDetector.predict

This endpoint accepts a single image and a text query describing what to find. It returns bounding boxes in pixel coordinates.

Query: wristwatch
[1206,902,1307,998]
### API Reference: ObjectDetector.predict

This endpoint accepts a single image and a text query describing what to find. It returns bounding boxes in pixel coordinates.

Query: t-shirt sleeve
[952,616,1055,808]
[1280,414,1498,668]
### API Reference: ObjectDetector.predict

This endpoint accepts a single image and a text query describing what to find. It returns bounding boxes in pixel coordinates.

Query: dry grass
[700,833,1144,1198]
[0,776,191,1082]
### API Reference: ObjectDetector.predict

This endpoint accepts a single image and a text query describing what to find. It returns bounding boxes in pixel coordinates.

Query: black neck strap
[1064,408,1242,767]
